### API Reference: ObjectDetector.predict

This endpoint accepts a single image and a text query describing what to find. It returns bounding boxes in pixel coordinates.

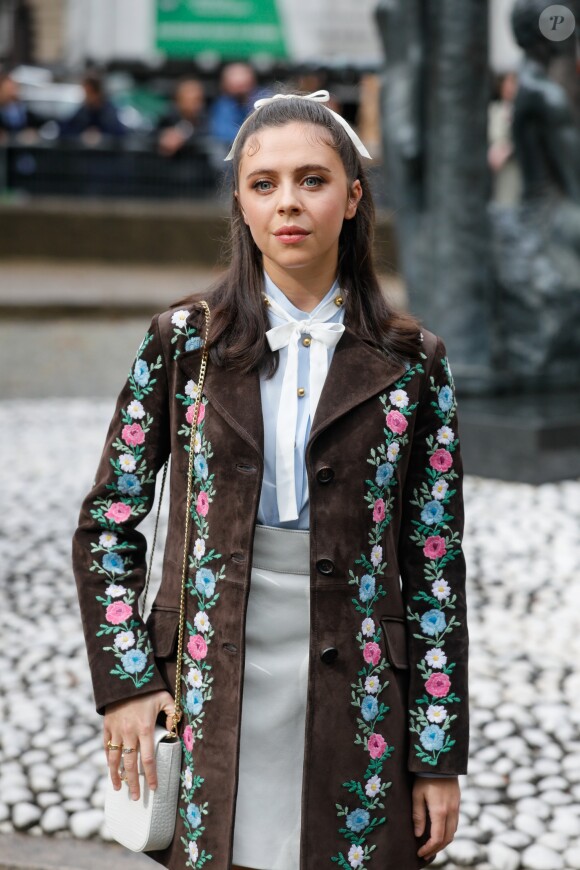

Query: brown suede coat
[72,299,469,870]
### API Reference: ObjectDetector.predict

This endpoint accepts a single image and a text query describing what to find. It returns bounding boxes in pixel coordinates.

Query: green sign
[156,0,288,59]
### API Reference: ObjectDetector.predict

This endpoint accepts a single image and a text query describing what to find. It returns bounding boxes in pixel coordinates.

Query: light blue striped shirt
[256,272,345,530]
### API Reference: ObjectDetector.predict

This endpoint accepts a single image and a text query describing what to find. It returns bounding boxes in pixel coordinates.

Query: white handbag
[104,726,182,851]
[103,301,211,852]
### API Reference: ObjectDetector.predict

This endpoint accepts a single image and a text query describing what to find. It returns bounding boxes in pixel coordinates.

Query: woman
[72,92,469,870]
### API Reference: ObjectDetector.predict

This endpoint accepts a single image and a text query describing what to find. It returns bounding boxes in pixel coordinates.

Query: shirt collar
[263,271,341,322]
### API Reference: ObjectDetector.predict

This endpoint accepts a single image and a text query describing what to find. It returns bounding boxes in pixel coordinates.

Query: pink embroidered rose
[122,423,145,446]
[367,732,387,759]
[187,634,208,660]
[196,491,209,517]
[425,673,451,698]
[106,601,132,625]
[363,642,381,666]
[430,448,453,472]
[105,502,132,523]
[423,535,447,560]
[183,725,194,752]
[186,402,206,425]
[386,410,408,434]
[373,498,385,523]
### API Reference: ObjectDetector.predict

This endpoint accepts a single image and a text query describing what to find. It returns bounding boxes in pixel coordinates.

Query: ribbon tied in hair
[224,89,371,161]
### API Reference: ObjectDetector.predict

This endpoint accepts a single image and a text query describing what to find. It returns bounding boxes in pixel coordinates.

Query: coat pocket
[146,607,180,659]
[380,616,409,670]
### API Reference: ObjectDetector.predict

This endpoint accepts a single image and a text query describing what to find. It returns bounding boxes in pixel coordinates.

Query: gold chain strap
[139,301,211,738]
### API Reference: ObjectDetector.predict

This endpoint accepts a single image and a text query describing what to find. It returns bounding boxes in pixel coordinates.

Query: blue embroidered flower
[185,337,203,352]
[421,609,447,637]
[102,552,126,575]
[361,695,379,722]
[117,473,142,496]
[421,500,444,526]
[438,385,453,412]
[195,567,216,598]
[375,462,394,487]
[133,359,150,387]
[186,802,202,827]
[121,649,147,674]
[186,688,204,715]
[346,807,370,833]
[420,724,445,751]
[359,574,376,603]
[194,455,208,481]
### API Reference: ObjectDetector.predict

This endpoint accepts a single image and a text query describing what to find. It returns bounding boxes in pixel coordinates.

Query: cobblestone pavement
[1,398,580,870]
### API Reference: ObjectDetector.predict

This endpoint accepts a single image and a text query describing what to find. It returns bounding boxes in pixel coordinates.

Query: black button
[320,646,338,664]
[316,466,334,484]
[223,642,238,653]
[316,558,334,575]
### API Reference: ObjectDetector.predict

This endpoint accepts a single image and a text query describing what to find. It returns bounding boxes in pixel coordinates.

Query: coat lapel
[176,350,264,458]
[309,325,407,442]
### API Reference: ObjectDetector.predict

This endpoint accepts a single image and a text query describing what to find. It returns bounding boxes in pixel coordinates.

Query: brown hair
[173,95,422,376]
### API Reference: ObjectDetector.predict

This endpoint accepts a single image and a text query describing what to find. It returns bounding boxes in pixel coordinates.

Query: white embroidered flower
[370,545,383,567]
[427,704,448,724]
[106,584,127,598]
[387,441,400,462]
[365,774,382,797]
[348,843,364,868]
[361,617,375,636]
[194,538,206,560]
[389,388,409,408]
[99,532,118,548]
[193,432,202,454]
[364,675,381,694]
[114,630,135,650]
[187,667,203,688]
[425,648,447,669]
[194,611,211,633]
[171,309,190,329]
[188,840,199,864]
[127,399,145,420]
[119,453,137,473]
[432,578,451,601]
[183,766,193,790]
[185,379,199,398]
[436,425,454,445]
[431,479,449,501]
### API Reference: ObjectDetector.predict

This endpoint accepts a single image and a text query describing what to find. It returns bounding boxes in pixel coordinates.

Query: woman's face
[236,121,362,284]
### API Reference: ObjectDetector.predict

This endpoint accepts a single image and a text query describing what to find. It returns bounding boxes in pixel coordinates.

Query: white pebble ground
[1,399,579,870]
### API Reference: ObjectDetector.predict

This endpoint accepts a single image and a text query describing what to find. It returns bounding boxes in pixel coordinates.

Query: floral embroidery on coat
[331,360,424,869]
[407,355,462,765]
[174,315,219,868]
[91,330,164,688]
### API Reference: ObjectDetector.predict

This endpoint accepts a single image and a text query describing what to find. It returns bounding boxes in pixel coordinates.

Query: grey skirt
[231,523,310,870]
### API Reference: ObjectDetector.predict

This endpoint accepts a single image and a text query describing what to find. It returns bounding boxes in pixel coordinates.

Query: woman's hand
[413,776,460,862]
[104,690,175,801]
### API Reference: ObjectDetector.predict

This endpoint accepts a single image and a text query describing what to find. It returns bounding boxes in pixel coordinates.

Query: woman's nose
[276,183,302,213]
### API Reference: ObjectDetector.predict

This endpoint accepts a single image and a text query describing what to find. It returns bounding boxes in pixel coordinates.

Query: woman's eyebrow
[245,163,333,180]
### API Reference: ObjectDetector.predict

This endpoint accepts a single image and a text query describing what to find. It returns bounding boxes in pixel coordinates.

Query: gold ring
[107,741,123,751]
[122,747,136,755]
[120,773,128,782]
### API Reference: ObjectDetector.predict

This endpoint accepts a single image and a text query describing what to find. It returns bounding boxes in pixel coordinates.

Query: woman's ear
[345,179,363,219]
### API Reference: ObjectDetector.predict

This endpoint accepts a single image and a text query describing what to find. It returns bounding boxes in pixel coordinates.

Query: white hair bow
[224,89,371,161]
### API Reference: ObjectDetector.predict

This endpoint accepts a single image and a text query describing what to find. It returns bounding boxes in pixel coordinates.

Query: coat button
[320,646,338,664]
[316,466,334,484]
[316,558,334,575]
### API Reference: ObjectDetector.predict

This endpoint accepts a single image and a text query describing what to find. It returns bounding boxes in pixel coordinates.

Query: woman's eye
[253,180,272,191]
[303,176,323,188]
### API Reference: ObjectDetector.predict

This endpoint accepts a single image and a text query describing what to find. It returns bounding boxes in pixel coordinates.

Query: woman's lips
[273,227,311,244]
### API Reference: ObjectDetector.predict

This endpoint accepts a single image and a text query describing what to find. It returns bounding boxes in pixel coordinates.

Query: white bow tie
[265,292,345,522]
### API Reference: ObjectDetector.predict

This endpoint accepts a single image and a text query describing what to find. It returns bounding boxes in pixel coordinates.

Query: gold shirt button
[302,336,312,347]
[334,295,344,306]
[297,387,306,397]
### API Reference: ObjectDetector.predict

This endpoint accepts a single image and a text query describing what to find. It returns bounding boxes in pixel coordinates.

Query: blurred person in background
[0,68,41,141]
[488,72,521,205]
[209,62,259,155]
[59,70,128,144]
[156,77,208,157]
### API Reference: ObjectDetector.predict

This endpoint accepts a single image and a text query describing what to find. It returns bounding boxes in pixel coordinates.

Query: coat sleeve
[397,336,469,775]
[71,314,172,715]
